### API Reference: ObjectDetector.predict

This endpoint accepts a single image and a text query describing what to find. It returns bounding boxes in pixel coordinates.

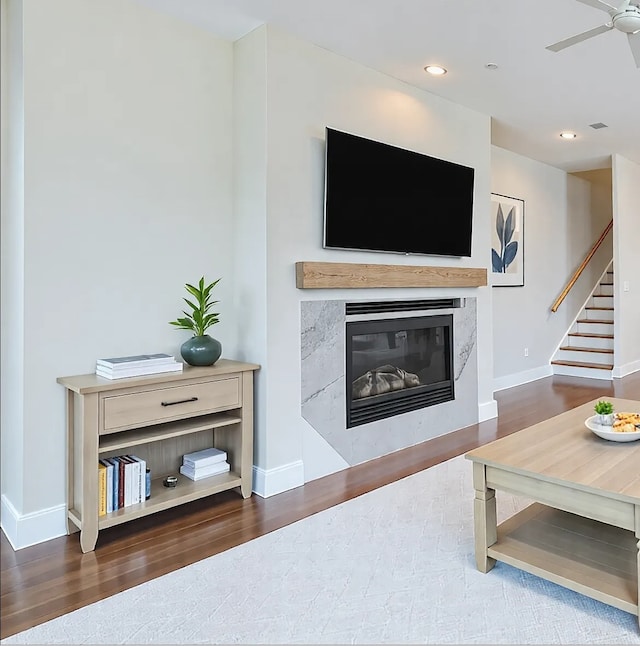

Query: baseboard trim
[252,460,305,498]
[493,365,553,393]
[1,494,67,550]
[0,495,18,550]
[478,399,498,422]
[612,358,640,379]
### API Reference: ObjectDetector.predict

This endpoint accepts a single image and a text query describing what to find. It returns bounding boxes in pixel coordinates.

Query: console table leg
[80,527,98,553]
[473,462,496,573]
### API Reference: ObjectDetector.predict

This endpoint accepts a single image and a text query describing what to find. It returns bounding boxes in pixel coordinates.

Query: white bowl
[585,415,640,443]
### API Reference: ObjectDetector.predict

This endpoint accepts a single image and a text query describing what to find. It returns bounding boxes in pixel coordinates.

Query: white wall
[1,0,235,548]
[612,155,640,377]
[232,26,494,489]
[1,0,26,530]
[491,146,612,389]
[232,27,269,467]
[572,169,613,223]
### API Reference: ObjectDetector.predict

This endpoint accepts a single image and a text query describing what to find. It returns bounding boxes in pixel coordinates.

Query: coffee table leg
[472,462,497,573]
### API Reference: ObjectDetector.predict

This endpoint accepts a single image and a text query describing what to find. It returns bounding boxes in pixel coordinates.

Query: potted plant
[169,276,222,366]
[594,400,614,426]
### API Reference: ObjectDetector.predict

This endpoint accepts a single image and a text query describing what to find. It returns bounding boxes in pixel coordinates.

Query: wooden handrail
[550,219,613,312]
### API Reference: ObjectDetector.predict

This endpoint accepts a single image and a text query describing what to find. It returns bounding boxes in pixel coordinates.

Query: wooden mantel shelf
[295,261,487,289]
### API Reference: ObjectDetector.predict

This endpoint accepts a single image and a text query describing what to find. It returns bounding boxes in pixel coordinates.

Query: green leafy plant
[594,400,614,415]
[169,276,221,337]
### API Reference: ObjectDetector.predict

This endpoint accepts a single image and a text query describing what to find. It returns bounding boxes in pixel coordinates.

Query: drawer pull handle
[161,396,198,407]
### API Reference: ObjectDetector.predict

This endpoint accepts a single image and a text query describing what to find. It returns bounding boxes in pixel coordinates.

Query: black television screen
[323,128,475,257]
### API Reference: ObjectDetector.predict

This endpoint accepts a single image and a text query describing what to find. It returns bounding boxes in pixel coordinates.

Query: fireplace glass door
[346,314,454,427]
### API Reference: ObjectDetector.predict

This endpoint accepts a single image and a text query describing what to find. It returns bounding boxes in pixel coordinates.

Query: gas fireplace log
[352,365,421,399]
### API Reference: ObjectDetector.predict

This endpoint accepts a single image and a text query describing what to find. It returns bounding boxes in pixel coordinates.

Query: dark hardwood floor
[2,372,639,639]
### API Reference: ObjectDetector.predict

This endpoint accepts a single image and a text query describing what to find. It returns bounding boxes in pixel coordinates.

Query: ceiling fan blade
[546,23,613,51]
[629,31,640,66]
[575,0,618,11]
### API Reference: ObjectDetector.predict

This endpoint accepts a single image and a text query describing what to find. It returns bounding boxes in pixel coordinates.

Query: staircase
[551,265,614,379]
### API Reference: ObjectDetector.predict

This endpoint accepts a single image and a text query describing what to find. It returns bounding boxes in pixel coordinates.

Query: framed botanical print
[491,193,524,287]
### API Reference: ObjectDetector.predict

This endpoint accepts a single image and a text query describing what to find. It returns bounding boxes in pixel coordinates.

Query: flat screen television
[323,128,475,257]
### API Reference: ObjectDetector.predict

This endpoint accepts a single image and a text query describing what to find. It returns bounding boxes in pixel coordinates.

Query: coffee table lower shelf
[488,503,638,616]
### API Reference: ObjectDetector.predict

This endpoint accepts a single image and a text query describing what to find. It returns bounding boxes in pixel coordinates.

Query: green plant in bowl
[594,400,614,426]
[169,276,220,337]
[594,400,613,415]
[169,277,222,366]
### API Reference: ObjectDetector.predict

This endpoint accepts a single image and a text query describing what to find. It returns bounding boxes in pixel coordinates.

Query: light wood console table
[58,359,259,552]
[466,397,639,628]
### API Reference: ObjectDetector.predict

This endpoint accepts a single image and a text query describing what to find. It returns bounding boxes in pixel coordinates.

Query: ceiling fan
[546,0,640,67]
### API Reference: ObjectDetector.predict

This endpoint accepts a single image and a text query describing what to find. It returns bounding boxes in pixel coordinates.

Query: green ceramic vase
[180,334,222,367]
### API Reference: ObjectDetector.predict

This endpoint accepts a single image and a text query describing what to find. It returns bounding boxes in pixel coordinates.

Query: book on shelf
[105,457,120,510]
[128,455,142,505]
[182,447,227,469]
[96,362,183,380]
[106,456,140,509]
[114,457,126,509]
[118,456,137,507]
[98,462,107,516]
[179,461,230,481]
[99,459,114,514]
[130,455,146,504]
[96,353,175,370]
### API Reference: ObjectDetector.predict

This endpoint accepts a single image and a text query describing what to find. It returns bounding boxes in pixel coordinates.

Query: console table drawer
[102,377,240,432]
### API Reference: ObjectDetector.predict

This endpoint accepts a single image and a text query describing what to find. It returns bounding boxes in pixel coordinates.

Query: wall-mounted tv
[323,128,475,257]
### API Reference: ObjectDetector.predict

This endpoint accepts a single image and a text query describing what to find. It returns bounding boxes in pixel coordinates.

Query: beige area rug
[3,455,638,644]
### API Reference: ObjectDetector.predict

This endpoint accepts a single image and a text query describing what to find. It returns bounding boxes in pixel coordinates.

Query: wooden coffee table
[466,397,640,628]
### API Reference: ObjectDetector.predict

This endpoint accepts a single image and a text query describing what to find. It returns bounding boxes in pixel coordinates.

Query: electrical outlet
[524,347,529,357]
[623,281,630,292]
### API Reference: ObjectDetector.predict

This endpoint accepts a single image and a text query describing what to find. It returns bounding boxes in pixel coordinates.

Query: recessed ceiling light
[560,131,577,139]
[485,63,499,70]
[424,65,447,76]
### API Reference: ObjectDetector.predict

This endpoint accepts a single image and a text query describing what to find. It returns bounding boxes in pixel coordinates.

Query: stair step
[576,320,614,335]
[551,359,614,370]
[600,282,613,286]
[552,363,612,379]
[559,346,613,354]
[567,332,613,350]
[568,332,613,339]
[567,332,613,340]
[584,307,614,321]
[556,346,614,364]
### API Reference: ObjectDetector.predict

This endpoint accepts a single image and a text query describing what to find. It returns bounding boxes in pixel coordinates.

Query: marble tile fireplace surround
[301,297,478,466]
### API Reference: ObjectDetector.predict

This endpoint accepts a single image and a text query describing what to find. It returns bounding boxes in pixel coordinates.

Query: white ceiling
[137,0,640,172]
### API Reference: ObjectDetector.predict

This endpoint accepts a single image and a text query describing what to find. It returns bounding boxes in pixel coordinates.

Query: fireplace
[346,312,454,427]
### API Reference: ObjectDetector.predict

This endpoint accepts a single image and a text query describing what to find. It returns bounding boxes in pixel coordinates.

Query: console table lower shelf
[489,503,637,616]
[68,471,243,532]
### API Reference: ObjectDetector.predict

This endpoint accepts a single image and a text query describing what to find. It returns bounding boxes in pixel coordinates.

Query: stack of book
[96,353,183,379]
[179,447,230,481]
[98,455,147,516]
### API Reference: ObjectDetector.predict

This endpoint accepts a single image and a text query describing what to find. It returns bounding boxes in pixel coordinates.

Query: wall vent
[346,299,461,316]
[589,122,608,130]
